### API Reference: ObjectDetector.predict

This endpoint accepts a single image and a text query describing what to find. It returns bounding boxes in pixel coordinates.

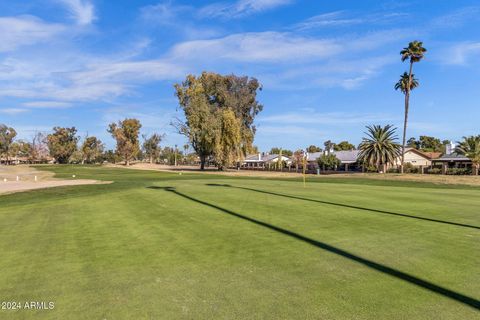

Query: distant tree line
[406,136,450,153]
[0,120,194,166]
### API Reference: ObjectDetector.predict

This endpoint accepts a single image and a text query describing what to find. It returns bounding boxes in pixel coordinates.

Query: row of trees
[0,125,52,164]
[0,121,188,166]
[406,136,450,153]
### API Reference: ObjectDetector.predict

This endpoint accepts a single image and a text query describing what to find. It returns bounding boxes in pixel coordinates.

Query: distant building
[393,148,441,167]
[307,150,360,171]
[432,142,471,173]
[242,153,292,168]
[306,148,442,172]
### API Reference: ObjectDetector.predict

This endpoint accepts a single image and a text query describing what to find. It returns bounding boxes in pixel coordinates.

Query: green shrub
[403,163,420,174]
[446,168,471,175]
[426,168,442,174]
[317,154,341,170]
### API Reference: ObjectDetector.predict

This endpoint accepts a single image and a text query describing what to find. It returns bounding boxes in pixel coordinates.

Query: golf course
[0,166,479,319]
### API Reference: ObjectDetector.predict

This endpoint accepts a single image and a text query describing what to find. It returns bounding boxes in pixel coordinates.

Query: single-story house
[242,153,292,168]
[307,150,360,171]
[393,148,441,167]
[432,153,472,172]
[430,142,473,173]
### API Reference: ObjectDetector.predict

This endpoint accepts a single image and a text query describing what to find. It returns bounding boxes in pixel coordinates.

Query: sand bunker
[0,165,107,195]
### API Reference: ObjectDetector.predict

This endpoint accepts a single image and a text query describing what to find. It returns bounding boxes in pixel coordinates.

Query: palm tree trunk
[401,62,414,174]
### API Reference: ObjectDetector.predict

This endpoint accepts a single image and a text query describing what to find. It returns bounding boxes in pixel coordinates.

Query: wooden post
[442,163,447,175]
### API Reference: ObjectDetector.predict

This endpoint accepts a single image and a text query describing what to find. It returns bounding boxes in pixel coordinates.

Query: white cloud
[261,55,396,90]
[57,0,96,25]
[0,16,64,52]
[0,57,185,102]
[295,11,363,30]
[443,42,480,65]
[199,0,293,19]
[22,101,73,109]
[140,1,191,25]
[69,60,179,83]
[170,32,342,63]
[257,125,324,137]
[169,29,407,65]
[259,112,394,125]
[294,11,408,31]
[0,27,405,103]
[0,108,29,115]
[430,6,480,29]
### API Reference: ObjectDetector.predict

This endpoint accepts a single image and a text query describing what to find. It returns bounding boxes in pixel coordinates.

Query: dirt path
[0,165,107,195]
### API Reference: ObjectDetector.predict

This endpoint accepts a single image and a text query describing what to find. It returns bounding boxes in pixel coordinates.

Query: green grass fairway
[1,166,479,319]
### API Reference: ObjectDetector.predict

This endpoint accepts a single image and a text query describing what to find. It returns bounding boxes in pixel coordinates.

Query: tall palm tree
[395,72,419,93]
[456,135,480,175]
[358,125,401,173]
[398,41,427,173]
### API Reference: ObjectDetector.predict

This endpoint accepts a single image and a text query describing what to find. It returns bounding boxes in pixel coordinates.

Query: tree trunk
[200,155,206,170]
[401,61,414,174]
[150,156,153,164]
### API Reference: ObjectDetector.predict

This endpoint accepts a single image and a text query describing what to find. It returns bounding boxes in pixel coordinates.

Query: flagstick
[302,151,307,188]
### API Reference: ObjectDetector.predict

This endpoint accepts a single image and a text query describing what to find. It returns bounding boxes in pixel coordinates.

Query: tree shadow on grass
[147,186,480,311]
[205,184,480,231]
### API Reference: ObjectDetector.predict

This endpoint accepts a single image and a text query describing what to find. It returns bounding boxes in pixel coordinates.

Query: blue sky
[0,0,479,151]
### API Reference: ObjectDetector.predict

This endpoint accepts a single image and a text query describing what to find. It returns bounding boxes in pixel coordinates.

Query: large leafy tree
[175,72,263,170]
[81,136,104,164]
[398,41,427,173]
[306,145,322,153]
[318,153,341,171]
[142,133,163,164]
[0,124,17,164]
[270,147,293,156]
[334,141,355,151]
[108,119,142,166]
[292,149,304,171]
[456,135,480,175]
[10,140,32,159]
[419,136,442,152]
[323,140,335,153]
[405,135,444,152]
[407,137,420,149]
[47,127,78,164]
[358,125,401,173]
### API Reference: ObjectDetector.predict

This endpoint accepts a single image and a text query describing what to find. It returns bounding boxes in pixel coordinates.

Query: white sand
[0,165,107,195]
